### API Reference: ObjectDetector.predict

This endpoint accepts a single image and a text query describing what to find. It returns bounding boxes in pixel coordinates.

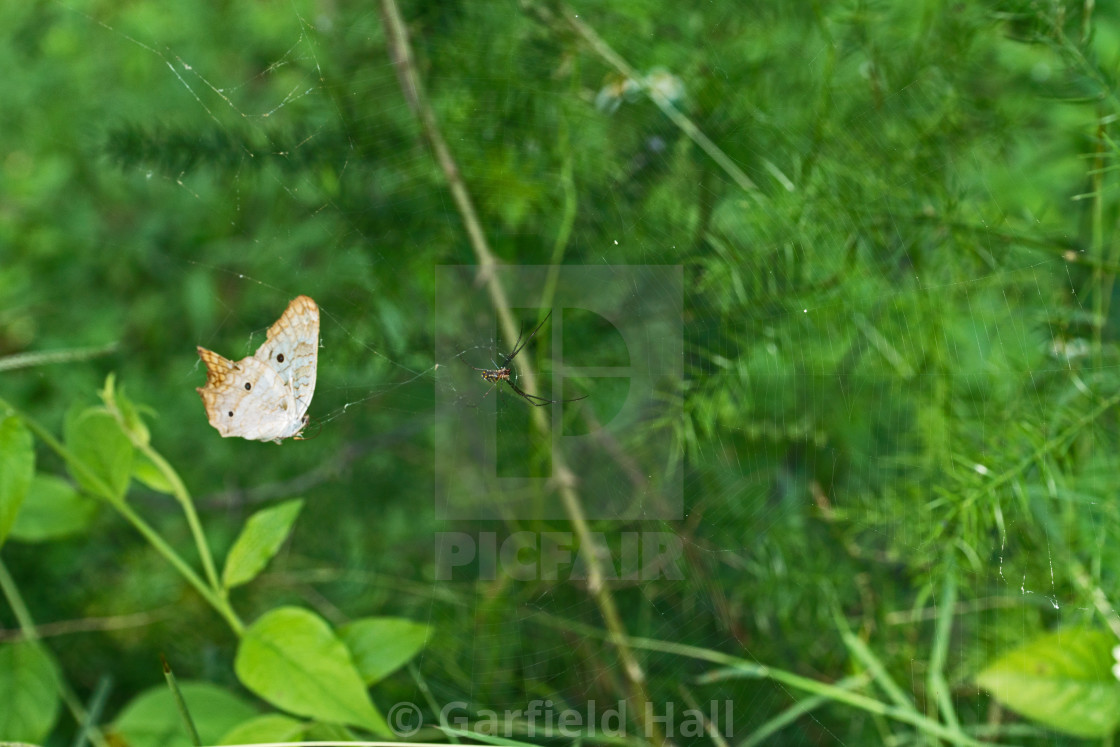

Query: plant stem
[376,3,664,743]
[961,388,1120,506]
[0,560,111,747]
[0,342,118,373]
[1091,120,1106,371]
[137,442,222,594]
[162,654,202,746]
[113,499,244,634]
[928,570,961,731]
[97,380,223,595]
[535,613,991,747]
[72,675,112,747]
[11,407,243,635]
[0,558,37,635]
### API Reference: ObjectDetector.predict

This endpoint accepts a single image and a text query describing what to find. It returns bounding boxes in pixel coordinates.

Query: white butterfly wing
[196,347,305,442]
[197,295,319,443]
[253,295,319,420]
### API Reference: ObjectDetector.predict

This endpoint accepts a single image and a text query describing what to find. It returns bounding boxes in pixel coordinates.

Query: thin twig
[0,342,118,373]
[0,607,173,643]
[376,3,664,744]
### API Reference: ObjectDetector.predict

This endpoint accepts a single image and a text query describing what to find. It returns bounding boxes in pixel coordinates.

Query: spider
[463,310,588,407]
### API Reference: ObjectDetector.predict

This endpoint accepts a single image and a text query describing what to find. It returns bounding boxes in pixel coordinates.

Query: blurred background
[5,0,1120,743]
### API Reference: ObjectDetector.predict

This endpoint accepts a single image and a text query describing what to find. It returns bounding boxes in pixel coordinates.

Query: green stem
[72,675,112,747]
[1091,121,1105,371]
[162,654,202,746]
[137,442,221,595]
[836,619,914,713]
[1071,562,1120,640]
[113,500,243,634]
[0,559,37,637]
[96,381,223,595]
[12,407,243,635]
[929,571,961,732]
[534,614,990,747]
[0,560,111,747]
[740,674,872,747]
[961,389,1120,507]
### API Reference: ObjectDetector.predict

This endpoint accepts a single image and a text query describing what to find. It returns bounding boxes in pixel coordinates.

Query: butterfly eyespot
[276,353,285,363]
[244,382,252,391]
[228,411,234,417]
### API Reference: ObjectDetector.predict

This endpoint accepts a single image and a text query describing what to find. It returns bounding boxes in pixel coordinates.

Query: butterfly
[196,295,319,443]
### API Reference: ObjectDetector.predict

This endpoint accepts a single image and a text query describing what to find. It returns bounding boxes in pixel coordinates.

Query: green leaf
[0,416,34,548]
[64,407,133,501]
[976,628,1120,738]
[0,641,61,743]
[235,606,389,735]
[219,714,307,744]
[221,499,304,589]
[10,474,98,542]
[133,451,175,494]
[111,681,257,747]
[339,617,431,685]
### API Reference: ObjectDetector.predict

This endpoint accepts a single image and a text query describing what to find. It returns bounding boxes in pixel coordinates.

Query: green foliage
[63,408,133,503]
[110,681,257,747]
[7,0,1120,743]
[234,606,390,735]
[0,641,60,743]
[0,384,425,741]
[132,452,176,494]
[221,499,304,589]
[978,628,1120,738]
[0,416,33,548]
[338,617,432,685]
[9,474,97,542]
[217,714,307,745]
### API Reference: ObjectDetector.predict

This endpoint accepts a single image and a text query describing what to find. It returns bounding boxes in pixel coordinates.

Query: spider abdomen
[481,368,511,384]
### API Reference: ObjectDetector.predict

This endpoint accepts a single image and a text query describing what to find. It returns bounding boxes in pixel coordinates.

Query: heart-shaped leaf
[235,606,389,735]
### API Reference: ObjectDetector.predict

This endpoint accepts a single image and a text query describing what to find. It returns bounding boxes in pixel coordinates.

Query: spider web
[7,0,1120,743]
